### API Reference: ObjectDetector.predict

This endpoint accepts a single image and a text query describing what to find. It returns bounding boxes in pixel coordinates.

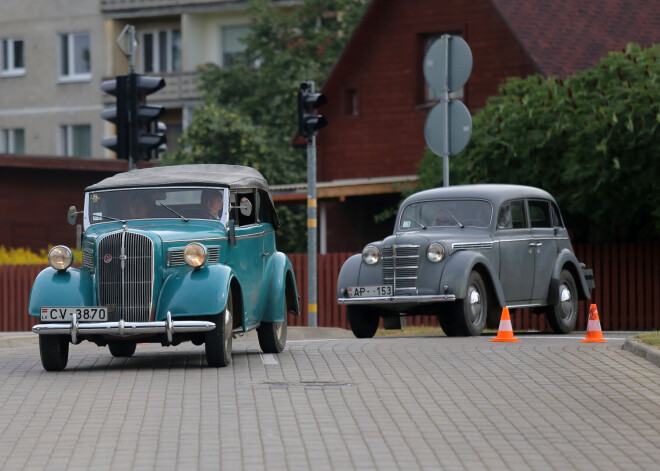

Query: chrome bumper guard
[337,294,456,305]
[32,311,216,344]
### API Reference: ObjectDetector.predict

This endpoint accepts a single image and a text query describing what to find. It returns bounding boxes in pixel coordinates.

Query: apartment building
[0,0,256,159]
[0,0,106,157]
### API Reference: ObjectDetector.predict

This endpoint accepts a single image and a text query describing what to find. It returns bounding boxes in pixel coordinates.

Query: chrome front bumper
[32,311,216,344]
[337,294,456,305]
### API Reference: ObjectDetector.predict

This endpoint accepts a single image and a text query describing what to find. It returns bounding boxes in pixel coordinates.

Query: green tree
[417,43,660,243]
[165,0,370,252]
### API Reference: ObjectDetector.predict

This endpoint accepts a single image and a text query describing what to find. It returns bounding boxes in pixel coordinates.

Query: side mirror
[67,206,81,226]
[231,197,253,217]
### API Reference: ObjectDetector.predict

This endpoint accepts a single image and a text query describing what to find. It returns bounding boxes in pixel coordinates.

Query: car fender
[336,254,362,297]
[440,251,506,307]
[156,264,236,321]
[261,252,300,323]
[548,249,591,302]
[28,268,96,317]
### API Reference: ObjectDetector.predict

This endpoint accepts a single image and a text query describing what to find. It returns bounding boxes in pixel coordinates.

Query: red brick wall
[317,0,537,182]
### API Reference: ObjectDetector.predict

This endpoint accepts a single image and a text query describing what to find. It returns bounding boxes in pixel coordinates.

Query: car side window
[231,190,257,227]
[550,202,564,228]
[257,190,276,226]
[497,200,526,229]
[528,200,552,228]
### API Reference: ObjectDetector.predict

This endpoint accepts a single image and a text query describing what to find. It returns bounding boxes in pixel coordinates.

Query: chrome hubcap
[559,284,573,320]
[275,322,283,341]
[468,286,483,325]
[224,308,232,353]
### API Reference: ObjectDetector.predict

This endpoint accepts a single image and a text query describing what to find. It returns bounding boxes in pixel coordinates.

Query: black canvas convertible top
[86,164,270,192]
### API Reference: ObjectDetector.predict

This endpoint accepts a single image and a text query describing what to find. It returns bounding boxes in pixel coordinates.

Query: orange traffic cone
[581,304,607,343]
[491,307,520,342]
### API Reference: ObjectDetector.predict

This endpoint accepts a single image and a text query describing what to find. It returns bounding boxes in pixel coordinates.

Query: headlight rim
[48,245,74,271]
[183,242,208,268]
[426,242,446,263]
[362,245,380,265]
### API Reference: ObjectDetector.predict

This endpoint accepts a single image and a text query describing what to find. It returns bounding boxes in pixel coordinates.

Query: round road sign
[423,35,473,94]
[424,100,472,157]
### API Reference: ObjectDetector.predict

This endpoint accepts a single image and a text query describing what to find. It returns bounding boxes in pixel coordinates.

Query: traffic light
[129,74,167,161]
[100,75,129,158]
[297,81,328,140]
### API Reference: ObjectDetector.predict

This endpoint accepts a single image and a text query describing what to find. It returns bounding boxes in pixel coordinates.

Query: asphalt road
[0,330,658,471]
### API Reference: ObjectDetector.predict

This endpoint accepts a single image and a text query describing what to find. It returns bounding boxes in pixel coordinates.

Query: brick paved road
[0,332,659,471]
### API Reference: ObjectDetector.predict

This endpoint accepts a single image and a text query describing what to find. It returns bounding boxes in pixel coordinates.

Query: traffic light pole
[307,134,318,327]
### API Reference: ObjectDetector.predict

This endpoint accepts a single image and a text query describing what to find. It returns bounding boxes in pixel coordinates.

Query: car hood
[384,228,493,251]
[83,219,227,243]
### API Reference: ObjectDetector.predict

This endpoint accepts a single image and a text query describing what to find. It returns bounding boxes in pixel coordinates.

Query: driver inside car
[201,189,223,219]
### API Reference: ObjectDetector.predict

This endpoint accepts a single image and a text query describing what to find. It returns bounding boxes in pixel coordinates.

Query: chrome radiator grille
[97,232,154,322]
[382,245,419,291]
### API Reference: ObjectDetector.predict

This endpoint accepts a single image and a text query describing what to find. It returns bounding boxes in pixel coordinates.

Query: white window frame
[140,29,181,73]
[1,38,25,77]
[59,124,91,157]
[58,32,91,83]
[1,128,25,154]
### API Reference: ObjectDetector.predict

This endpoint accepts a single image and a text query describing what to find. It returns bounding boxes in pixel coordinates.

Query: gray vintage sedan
[337,184,594,337]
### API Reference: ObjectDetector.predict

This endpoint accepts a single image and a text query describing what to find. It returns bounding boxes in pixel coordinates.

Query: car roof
[86,164,270,192]
[403,184,556,207]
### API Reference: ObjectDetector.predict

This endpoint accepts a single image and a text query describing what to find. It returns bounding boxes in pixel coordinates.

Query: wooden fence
[1,243,659,332]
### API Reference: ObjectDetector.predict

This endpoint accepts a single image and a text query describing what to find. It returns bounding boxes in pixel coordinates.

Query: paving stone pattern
[0,335,659,471]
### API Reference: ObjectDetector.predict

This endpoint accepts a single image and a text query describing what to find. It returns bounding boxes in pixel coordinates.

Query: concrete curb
[623,337,660,368]
[0,327,354,349]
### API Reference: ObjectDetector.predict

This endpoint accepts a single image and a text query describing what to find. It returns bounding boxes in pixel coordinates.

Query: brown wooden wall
[2,243,659,333]
[317,0,537,183]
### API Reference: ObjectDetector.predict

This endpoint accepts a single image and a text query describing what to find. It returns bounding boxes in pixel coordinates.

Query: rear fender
[28,268,95,317]
[548,249,591,302]
[440,251,506,308]
[156,264,237,321]
[262,253,300,323]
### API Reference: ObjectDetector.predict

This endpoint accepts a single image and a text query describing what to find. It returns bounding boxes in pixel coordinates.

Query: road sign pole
[442,35,450,187]
[307,134,318,327]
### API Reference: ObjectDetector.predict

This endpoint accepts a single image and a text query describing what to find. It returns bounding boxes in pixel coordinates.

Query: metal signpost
[423,35,473,186]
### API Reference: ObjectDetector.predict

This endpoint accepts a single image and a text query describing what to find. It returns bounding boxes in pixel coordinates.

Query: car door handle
[535,242,542,247]
[528,242,537,247]
[262,252,271,257]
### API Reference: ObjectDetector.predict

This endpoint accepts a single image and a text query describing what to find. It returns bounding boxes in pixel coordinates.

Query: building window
[422,34,464,103]
[345,89,358,116]
[1,128,25,154]
[1,38,25,76]
[59,33,91,81]
[222,25,250,66]
[142,29,181,73]
[61,124,91,157]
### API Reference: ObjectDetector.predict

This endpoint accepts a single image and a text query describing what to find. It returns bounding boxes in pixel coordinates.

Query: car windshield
[399,199,492,230]
[84,187,229,228]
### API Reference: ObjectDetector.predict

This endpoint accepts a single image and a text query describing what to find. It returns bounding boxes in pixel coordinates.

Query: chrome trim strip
[235,230,274,240]
[166,237,228,243]
[452,242,494,250]
[33,320,216,336]
[506,302,546,309]
[338,294,456,305]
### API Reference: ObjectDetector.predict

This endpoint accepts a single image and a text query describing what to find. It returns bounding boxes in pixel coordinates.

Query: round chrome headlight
[362,245,380,265]
[427,243,445,262]
[183,243,208,268]
[48,245,74,271]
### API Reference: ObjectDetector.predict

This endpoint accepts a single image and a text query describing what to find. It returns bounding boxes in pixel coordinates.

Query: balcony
[101,0,248,17]
[101,70,202,106]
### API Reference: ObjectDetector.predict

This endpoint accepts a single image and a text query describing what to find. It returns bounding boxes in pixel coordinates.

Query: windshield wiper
[446,211,464,228]
[95,215,126,224]
[159,202,188,222]
[408,217,427,230]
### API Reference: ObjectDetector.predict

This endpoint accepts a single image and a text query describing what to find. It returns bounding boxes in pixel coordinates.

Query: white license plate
[40,307,108,322]
[347,285,393,297]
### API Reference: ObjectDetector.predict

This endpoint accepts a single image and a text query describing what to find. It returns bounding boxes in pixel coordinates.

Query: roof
[490,0,660,77]
[404,184,555,207]
[86,164,270,192]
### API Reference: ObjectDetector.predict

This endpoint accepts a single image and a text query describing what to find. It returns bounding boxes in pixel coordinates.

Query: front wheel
[347,305,380,338]
[454,271,487,336]
[205,291,233,367]
[39,335,69,371]
[545,269,578,334]
[108,342,137,358]
[258,318,287,354]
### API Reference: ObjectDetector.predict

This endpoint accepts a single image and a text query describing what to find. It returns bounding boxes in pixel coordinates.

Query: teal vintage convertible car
[29,164,299,371]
